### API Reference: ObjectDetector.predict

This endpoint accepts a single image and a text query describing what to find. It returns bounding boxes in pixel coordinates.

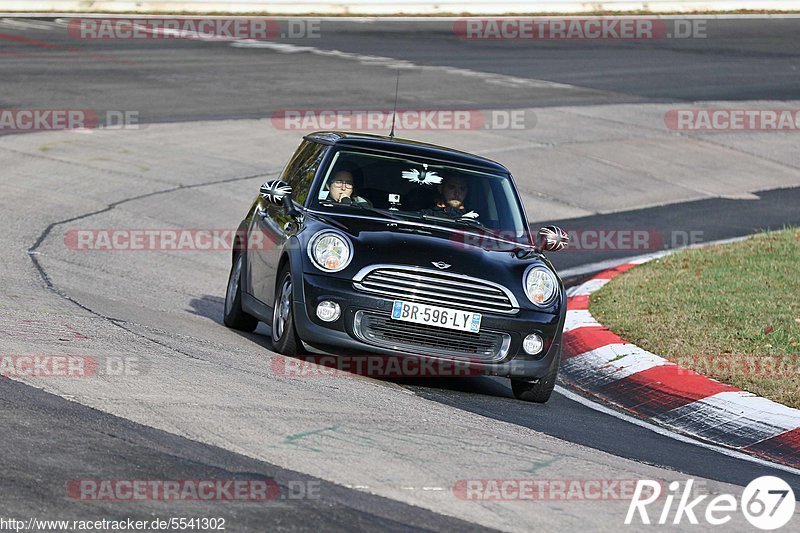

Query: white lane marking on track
[0,18,57,30]
[344,484,444,490]
[554,385,800,477]
[230,40,580,90]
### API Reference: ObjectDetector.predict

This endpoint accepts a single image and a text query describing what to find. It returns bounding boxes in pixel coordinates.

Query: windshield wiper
[417,213,495,234]
[322,201,400,220]
[417,213,528,245]
[452,216,484,229]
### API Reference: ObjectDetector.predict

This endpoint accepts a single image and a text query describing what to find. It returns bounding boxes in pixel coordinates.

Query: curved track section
[2,17,800,530]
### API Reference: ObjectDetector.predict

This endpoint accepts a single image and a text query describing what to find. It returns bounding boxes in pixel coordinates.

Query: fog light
[316,301,341,322]
[523,334,544,355]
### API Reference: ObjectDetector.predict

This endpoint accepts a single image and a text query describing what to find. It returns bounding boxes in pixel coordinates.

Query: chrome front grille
[353,311,510,362]
[353,266,518,314]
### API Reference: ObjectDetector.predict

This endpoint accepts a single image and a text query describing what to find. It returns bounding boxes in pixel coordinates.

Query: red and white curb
[562,258,800,469]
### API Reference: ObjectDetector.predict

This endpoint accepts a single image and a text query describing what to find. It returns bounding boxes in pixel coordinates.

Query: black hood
[301,210,554,285]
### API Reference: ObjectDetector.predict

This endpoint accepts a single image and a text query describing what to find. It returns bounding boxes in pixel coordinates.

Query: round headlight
[524,266,558,306]
[308,231,352,272]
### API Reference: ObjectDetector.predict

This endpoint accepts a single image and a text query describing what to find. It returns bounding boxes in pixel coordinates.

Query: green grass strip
[591,228,800,408]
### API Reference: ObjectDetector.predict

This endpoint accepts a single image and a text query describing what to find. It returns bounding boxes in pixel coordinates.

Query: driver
[324,169,372,206]
[425,175,470,217]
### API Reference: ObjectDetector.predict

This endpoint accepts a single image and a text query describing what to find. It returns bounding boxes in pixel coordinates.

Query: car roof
[304,131,510,173]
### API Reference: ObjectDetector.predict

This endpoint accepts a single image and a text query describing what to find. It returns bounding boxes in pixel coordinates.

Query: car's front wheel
[223,252,258,332]
[510,354,560,403]
[271,265,304,356]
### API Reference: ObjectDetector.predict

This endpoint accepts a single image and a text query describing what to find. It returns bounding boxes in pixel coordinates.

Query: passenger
[324,169,371,206]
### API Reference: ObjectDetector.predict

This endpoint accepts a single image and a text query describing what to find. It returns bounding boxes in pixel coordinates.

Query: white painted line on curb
[656,391,800,436]
[554,385,800,477]
[570,278,609,296]
[563,310,600,332]
[563,343,668,384]
[711,391,800,428]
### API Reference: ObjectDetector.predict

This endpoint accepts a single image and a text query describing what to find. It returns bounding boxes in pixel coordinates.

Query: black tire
[271,265,303,356]
[511,353,560,403]
[223,252,258,332]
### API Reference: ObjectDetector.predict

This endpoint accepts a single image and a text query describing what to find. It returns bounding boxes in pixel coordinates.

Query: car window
[311,149,530,244]
[280,140,327,206]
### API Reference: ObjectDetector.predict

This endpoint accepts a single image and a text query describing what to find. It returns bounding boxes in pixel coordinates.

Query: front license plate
[391,300,482,333]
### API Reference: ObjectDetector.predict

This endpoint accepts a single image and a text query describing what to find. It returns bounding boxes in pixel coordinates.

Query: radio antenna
[389,70,400,139]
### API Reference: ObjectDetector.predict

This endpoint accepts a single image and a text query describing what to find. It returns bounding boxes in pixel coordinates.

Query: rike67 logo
[626,477,795,530]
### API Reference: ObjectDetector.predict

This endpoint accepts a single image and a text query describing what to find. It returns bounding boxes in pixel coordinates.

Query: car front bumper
[290,271,564,380]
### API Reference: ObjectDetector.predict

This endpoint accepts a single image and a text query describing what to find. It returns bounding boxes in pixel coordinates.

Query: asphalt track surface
[2,16,800,531]
[0,378,489,532]
[2,18,800,123]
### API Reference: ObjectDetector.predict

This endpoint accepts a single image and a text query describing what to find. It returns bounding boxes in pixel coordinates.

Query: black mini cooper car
[223,132,568,402]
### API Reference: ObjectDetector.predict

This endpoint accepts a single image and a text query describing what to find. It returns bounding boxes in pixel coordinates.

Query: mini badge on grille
[431,261,451,270]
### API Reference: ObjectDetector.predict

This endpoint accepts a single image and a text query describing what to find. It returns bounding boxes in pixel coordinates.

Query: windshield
[310,149,530,244]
